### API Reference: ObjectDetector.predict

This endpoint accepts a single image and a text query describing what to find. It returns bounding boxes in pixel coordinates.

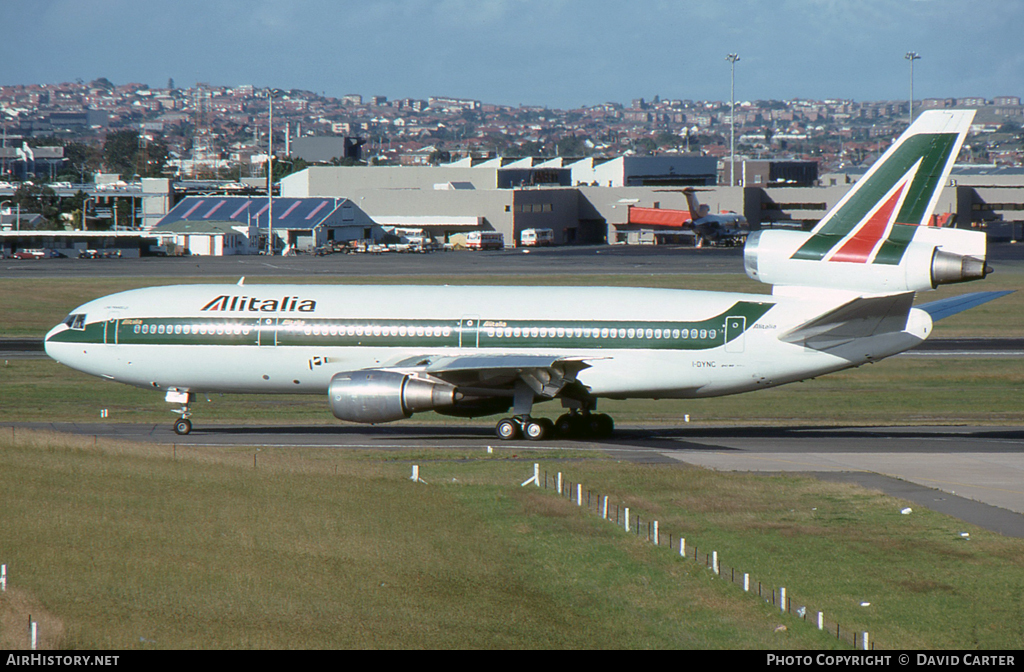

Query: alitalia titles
[202,295,317,313]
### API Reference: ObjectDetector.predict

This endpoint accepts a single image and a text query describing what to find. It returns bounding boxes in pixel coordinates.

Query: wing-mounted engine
[328,355,592,424]
[329,370,460,423]
[744,227,989,293]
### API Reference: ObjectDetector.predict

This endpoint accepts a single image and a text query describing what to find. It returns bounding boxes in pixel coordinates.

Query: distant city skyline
[2,0,1022,109]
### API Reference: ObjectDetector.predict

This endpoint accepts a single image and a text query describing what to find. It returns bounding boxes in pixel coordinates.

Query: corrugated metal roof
[155,196,346,230]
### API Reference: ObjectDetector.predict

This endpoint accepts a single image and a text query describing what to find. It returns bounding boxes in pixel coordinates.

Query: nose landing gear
[166,388,194,435]
[173,417,192,435]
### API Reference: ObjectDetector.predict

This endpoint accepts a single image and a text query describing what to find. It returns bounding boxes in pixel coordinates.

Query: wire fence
[527,465,876,650]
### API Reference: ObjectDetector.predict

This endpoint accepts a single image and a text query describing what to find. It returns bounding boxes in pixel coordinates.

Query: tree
[62,141,102,182]
[632,137,657,155]
[654,131,683,149]
[556,135,589,157]
[102,130,168,178]
[12,183,61,228]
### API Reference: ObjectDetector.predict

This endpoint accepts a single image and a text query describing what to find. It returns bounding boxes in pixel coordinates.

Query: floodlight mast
[726,53,740,187]
[267,90,274,255]
[905,51,921,125]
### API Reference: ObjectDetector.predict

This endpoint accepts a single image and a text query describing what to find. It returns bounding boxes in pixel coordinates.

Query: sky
[1,0,1022,109]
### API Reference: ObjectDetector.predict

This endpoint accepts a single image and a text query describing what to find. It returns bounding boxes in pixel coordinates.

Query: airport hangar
[279,158,1024,249]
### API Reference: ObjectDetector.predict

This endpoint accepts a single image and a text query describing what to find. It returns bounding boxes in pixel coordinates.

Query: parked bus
[465,231,504,250]
[520,228,554,247]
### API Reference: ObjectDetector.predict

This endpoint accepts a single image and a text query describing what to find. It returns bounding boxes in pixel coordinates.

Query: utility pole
[263,89,281,255]
[268,92,273,255]
[905,51,920,125]
[726,53,740,187]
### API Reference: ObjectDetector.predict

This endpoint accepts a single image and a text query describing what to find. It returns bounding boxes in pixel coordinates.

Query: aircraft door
[459,315,480,348]
[258,317,277,346]
[725,316,746,353]
[104,311,120,345]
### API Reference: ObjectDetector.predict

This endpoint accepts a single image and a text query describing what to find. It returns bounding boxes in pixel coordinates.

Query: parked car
[12,249,45,260]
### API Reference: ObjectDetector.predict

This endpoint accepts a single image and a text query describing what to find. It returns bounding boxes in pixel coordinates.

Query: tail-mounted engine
[744,228,990,293]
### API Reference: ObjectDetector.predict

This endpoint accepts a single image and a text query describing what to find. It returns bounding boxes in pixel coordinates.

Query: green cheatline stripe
[793,133,959,262]
[48,302,775,352]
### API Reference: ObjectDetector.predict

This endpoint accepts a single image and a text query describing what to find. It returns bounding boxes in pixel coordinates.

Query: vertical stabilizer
[743,110,989,293]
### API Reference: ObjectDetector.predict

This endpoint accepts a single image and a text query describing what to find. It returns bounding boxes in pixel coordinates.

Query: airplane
[676,187,748,247]
[44,110,1008,441]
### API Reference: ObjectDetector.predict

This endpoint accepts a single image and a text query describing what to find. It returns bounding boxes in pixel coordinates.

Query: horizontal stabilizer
[916,291,1014,322]
[781,293,916,350]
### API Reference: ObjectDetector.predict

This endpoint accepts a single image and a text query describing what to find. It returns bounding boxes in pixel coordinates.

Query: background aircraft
[652,187,748,247]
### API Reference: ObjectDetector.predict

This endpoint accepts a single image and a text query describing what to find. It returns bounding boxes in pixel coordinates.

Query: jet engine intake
[329,370,458,423]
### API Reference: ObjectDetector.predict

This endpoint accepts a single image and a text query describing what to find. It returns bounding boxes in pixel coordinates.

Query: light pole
[726,53,740,187]
[263,88,282,255]
[82,196,93,231]
[905,51,920,125]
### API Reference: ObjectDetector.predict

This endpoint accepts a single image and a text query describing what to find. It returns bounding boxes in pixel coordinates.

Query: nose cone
[43,323,65,361]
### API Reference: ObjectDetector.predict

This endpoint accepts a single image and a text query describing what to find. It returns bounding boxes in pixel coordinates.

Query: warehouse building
[153,195,378,255]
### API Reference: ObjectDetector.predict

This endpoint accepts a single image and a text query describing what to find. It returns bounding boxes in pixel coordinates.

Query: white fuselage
[44,284,931,405]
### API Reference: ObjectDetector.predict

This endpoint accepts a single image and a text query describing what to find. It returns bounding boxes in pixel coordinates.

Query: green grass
[0,431,847,649]
[3,356,1022,427]
[3,272,1023,649]
[1,431,1022,649]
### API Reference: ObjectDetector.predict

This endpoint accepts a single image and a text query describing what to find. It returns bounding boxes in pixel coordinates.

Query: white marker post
[410,465,426,484]
[780,587,787,613]
[744,573,750,592]
[576,483,582,506]
[1,564,5,592]
[624,507,630,533]
[818,612,824,630]
[713,551,719,575]
[602,496,608,520]
[653,521,659,546]
[520,463,540,487]
[557,472,562,495]
[30,621,37,651]
[862,632,869,650]
[680,538,686,557]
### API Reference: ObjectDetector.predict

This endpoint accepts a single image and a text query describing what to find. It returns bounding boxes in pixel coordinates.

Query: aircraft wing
[780,293,916,350]
[391,353,593,397]
[915,291,1013,322]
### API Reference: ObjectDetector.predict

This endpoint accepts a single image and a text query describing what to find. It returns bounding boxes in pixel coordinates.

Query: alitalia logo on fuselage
[201,295,317,312]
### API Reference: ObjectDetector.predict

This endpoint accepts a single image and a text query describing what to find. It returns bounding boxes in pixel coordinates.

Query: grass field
[2,272,1023,649]
[1,430,1022,649]
[3,355,1022,427]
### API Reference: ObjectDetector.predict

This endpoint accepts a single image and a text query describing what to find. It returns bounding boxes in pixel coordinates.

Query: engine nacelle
[744,228,989,293]
[329,370,458,424]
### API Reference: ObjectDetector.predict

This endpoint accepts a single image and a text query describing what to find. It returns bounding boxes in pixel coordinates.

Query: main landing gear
[493,411,614,441]
[494,382,614,441]
[166,388,194,435]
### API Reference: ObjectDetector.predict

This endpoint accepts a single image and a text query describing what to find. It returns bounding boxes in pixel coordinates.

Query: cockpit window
[63,314,87,330]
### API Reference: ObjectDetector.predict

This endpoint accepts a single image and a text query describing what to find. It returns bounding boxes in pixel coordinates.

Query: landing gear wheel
[173,418,192,436]
[495,417,521,440]
[523,417,553,441]
[555,413,585,438]
[584,413,614,439]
